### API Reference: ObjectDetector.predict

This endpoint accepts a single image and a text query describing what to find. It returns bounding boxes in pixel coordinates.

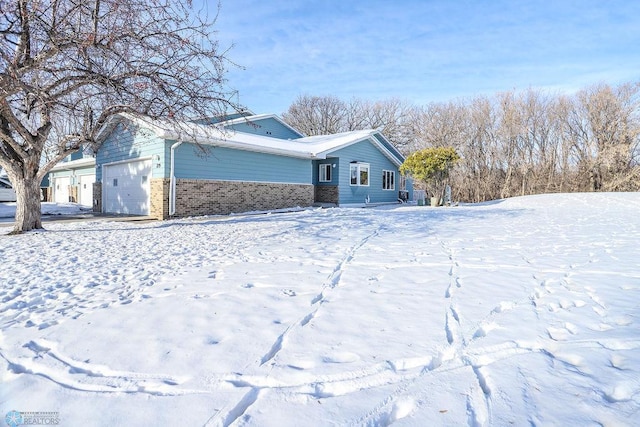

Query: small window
[319,164,332,182]
[400,175,407,191]
[113,178,118,187]
[349,163,370,186]
[383,170,395,190]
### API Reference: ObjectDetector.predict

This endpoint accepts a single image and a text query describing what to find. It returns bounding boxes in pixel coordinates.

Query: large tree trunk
[11,172,43,234]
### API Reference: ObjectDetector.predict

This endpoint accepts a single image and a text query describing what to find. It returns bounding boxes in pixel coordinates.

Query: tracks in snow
[0,339,193,396]
[210,225,385,425]
[259,225,383,367]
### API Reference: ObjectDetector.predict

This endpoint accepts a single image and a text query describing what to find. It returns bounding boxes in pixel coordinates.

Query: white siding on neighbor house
[103,159,152,215]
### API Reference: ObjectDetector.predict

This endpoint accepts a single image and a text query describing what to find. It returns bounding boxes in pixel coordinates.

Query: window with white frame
[319,164,332,182]
[350,163,370,186]
[382,170,395,190]
[399,174,407,191]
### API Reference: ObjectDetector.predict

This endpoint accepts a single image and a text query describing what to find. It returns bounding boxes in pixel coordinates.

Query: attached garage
[78,174,96,207]
[103,159,152,215]
[53,176,70,203]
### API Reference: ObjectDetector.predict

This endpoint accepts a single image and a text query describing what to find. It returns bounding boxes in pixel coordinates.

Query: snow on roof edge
[97,113,402,163]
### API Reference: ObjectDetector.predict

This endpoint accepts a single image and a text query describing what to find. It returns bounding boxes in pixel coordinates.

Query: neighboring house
[0,169,50,202]
[48,151,96,206]
[93,112,412,219]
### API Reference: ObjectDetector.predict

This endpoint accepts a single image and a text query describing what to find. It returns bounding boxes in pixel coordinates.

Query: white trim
[382,170,395,191]
[312,132,404,167]
[171,177,314,186]
[318,163,332,182]
[169,139,184,216]
[49,157,95,172]
[349,162,370,187]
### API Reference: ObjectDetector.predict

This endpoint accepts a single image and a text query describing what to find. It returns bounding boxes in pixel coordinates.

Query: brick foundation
[314,185,339,204]
[92,182,102,213]
[161,179,314,219]
[150,178,170,219]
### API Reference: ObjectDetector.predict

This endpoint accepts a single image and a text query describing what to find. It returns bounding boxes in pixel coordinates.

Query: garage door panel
[103,160,151,215]
[54,177,70,204]
[79,174,95,207]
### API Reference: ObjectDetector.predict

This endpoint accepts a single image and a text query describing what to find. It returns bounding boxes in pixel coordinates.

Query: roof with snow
[97,113,405,166]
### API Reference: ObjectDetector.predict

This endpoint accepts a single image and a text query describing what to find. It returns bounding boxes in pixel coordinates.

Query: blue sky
[209,0,640,114]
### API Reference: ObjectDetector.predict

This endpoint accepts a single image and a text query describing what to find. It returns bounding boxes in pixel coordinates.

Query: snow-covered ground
[0,202,91,219]
[1,193,638,426]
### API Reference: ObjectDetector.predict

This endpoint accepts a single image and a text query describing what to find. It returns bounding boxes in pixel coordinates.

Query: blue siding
[175,143,312,184]
[372,133,404,165]
[331,139,402,205]
[193,112,253,125]
[312,158,339,185]
[70,151,84,161]
[226,117,302,140]
[96,122,166,181]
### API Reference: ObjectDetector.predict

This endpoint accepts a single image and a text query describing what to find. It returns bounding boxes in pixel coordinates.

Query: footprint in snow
[322,352,360,364]
[282,289,296,297]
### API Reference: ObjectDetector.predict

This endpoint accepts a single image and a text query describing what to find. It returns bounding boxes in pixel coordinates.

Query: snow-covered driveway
[1,193,639,426]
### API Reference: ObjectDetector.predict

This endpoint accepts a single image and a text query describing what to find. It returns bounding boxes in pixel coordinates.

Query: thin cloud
[214,0,640,113]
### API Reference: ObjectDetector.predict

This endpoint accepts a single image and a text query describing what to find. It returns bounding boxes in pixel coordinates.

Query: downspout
[169,138,184,216]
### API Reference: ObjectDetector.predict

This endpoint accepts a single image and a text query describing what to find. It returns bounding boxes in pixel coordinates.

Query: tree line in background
[282,82,640,202]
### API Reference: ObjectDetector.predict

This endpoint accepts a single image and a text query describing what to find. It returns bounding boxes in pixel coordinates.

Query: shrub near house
[400,147,459,205]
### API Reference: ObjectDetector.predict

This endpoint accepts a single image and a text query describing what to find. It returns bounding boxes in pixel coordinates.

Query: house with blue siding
[93,112,412,218]
[47,150,96,206]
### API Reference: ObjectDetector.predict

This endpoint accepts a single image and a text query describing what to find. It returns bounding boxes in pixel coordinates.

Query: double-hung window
[319,164,332,182]
[382,170,395,190]
[350,163,370,186]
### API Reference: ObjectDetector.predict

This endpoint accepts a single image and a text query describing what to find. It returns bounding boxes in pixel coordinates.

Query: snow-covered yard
[1,193,638,426]
[0,202,91,219]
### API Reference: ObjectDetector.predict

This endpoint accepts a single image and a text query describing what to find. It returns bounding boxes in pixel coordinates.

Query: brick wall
[164,179,314,218]
[314,185,339,204]
[70,185,78,203]
[150,178,170,220]
[92,182,102,213]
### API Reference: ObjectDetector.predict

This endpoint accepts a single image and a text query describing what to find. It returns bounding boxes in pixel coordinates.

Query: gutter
[169,138,184,216]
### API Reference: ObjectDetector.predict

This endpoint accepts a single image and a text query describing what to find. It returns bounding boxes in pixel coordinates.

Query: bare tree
[282,94,417,152]
[0,0,238,233]
[282,95,346,136]
[285,82,640,203]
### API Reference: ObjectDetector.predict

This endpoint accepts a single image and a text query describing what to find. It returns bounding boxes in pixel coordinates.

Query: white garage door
[103,160,152,215]
[54,176,70,203]
[78,174,96,207]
